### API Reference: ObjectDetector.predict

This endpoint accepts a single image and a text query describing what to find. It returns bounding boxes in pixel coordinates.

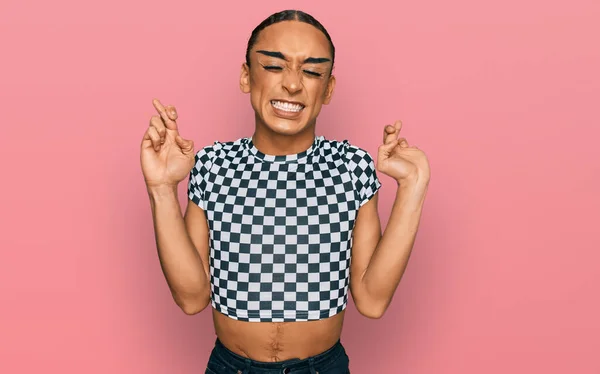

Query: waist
[212,336,346,372]
[212,308,345,361]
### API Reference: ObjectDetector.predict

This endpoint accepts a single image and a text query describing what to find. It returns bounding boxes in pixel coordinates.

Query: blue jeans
[205,338,350,374]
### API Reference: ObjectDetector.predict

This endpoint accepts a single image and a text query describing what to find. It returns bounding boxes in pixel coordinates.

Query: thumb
[176,135,194,154]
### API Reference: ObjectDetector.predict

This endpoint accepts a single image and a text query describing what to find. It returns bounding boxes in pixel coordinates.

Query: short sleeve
[187,145,215,210]
[345,143,382,207]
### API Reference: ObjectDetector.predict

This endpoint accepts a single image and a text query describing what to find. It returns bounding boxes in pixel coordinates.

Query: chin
[265,121,308,136]
[262,112,311,136]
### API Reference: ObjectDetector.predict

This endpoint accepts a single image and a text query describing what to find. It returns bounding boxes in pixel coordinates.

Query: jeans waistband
[213,338,344,371]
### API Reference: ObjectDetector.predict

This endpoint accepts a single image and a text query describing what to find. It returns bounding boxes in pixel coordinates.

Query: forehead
[253,20,331,59]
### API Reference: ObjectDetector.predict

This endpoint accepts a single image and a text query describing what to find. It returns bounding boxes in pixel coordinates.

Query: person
[140,9,430,374]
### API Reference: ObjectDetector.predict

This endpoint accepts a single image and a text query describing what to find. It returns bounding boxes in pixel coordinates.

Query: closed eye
[262,65,322,77]
[303,70,322,77]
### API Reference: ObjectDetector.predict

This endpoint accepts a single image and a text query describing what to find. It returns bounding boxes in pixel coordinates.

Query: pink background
[1,0,599,372]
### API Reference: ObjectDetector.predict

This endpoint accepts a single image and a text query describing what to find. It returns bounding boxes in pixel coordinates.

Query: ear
[240,63,251,93]
[323,74,336,105]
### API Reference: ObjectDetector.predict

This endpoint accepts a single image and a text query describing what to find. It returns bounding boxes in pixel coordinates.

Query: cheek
[307,81,328,103]
[248,76,265,106]
[250,73,278,102]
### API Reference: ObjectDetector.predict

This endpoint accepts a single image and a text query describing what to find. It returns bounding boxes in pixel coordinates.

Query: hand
[377,120,430,187]
[140,99,195,189]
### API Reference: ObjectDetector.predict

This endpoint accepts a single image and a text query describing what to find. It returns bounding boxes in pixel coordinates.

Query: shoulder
[320,137,381,205]
[320,137,376,169]
[192,137,246,167]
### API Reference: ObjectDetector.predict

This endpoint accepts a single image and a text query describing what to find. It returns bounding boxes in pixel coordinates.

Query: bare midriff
[212,308,346,362]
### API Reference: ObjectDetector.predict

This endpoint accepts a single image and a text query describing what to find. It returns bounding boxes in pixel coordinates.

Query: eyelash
[262,66,322,77]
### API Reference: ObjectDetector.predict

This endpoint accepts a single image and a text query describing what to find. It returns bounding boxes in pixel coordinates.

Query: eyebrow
[256,50,331,64]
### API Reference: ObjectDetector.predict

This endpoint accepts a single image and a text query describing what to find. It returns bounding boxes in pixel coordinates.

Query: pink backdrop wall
[2,0,599,372]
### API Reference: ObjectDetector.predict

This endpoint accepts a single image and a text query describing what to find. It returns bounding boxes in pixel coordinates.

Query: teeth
[271,100,304,112]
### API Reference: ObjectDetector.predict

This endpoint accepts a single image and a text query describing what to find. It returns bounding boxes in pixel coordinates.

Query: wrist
[396,176,428,201]
[147,183,179,199]
[397,173,429,191]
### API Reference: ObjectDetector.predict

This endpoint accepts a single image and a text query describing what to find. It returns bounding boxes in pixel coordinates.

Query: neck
[251,119,316,156]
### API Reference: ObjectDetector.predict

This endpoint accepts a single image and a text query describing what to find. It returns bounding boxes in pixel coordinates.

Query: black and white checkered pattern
[188,135,381,322]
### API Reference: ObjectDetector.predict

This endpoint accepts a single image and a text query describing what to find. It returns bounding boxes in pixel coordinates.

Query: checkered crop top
[188,135,381,322]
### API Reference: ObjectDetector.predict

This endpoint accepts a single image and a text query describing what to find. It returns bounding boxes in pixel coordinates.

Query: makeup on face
[256,50,330,78]
[243,21,335,134]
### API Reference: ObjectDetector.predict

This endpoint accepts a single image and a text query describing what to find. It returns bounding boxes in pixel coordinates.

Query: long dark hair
[245,10,335,72]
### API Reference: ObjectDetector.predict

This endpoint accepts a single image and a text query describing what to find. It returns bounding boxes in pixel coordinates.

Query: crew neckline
[244,135,321,164]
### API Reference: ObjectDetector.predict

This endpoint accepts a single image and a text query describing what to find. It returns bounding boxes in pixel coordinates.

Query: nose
[281,69,302,95]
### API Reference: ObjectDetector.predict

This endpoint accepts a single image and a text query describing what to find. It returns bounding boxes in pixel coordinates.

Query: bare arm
[350,183,427,318]
[148,185,211,315]
[142,99,212,315]
[349,120,430,318]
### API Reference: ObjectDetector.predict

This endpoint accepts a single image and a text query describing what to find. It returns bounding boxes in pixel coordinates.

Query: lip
[270,99,305,120]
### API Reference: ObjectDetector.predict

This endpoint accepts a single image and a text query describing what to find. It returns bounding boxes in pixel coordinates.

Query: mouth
[270,100,305,113]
